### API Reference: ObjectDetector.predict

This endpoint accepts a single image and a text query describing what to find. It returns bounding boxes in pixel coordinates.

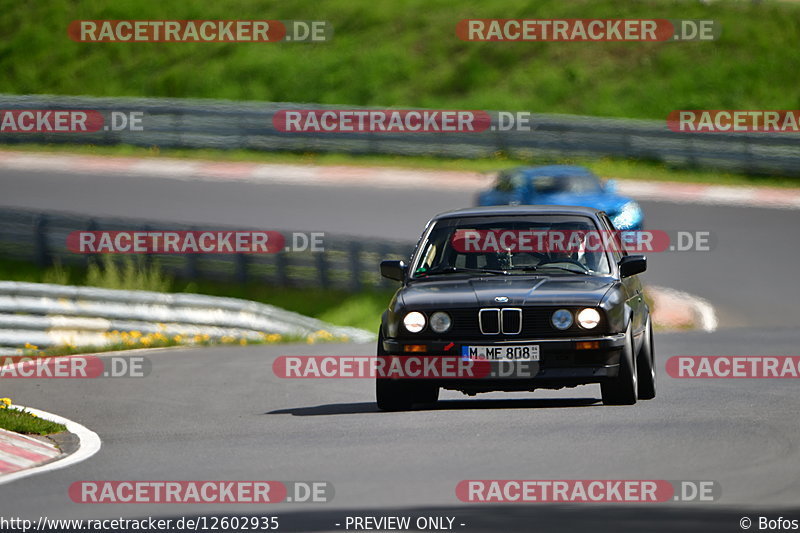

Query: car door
[600,213,645,346]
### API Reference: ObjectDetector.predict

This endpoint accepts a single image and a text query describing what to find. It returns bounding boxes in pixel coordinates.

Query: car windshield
[412,215,612,278]
[530,174,602,194]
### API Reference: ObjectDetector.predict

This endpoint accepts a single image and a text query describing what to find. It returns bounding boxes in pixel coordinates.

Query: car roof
[508,165,595,177]
[432,205,604,220]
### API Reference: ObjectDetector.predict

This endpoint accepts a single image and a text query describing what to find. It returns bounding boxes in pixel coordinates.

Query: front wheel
[415,384,439,405]
[636,318,656,400]
[375,330,415,411]
[376,378,415,411]
[601,324,638,405]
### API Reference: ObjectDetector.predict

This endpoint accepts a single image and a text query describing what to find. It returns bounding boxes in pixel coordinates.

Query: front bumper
[382,334,626,391]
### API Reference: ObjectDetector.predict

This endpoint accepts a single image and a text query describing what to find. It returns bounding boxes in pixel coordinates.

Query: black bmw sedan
[377,205,655,411]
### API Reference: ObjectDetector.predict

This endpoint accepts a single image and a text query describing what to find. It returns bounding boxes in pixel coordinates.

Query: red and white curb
[0,428,60,475]
[0,405,101,486]
[2,150,800,209]
[649,285,718,332]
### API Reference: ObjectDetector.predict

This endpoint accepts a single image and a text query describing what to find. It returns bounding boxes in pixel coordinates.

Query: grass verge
[0,402,67,435]
[2,1,800,120]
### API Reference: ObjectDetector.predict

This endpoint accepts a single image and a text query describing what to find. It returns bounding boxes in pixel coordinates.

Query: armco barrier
[0,207,415,291]
[0,281,375,354]
[1,94,799,176]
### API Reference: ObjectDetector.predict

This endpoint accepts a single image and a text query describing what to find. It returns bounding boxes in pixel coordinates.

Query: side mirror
[618,255,646,278]
[605,179,617,194]
[380,260,407,281]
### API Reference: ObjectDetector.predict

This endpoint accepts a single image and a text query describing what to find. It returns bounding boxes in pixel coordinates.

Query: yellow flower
[140,337,152,346]
[0,398,11,408]
[173,335,183,343]
[24,342,38,350]
[239,338,247,346]
[266,333,282,343]
[130,331,142,339]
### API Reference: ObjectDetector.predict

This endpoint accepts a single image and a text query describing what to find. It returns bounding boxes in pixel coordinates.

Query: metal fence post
[33,214,50,268]
[235,253,249,284]
[185,226,198,279]
[85,218,97,268]
[349,241,362,291]
[276,251,289,286]
[315,250,330,289]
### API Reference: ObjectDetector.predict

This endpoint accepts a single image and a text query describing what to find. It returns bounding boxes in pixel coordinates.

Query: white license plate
[462,345,540,361]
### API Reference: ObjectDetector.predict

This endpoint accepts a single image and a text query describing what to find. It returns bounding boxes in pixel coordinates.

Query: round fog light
[551,309,573,330]
[403,311,426,333]
[577,308,601,329]
[429,311,452,333]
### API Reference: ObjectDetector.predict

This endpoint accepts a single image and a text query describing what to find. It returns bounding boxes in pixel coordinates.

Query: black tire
[376,378,415,411]
[415,384,440,405]
[375,330,414,411]
[636,318,656,400]
[601,323,638,405]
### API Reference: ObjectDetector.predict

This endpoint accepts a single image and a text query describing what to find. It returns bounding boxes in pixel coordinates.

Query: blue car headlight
[611,201,643,230]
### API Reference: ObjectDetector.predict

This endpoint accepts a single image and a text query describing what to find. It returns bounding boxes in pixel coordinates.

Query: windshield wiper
[417,266,507,276]
[509,265,591,275]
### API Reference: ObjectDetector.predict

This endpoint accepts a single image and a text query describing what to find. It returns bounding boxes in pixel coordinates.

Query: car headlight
[612,201,642,230]
[577,308,601,329]
[403,311,426,333]
[429,311,452,333]
[551,309,573,330]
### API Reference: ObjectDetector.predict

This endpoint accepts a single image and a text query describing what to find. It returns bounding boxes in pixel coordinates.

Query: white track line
[0,405,101,486]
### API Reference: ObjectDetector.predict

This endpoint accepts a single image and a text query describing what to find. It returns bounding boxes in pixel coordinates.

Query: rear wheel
[636,318,656,400]
[601,324,638,405]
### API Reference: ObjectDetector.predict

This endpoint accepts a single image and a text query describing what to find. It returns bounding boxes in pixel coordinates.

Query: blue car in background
[476,165,644,230]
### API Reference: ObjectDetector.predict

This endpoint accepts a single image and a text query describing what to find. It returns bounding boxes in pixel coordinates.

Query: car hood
[529,192,630,214]
[401,276,615,308]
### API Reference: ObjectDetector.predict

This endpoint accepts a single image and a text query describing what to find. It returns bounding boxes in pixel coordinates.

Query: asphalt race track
[1,166,799,532]
[2,166,798,327]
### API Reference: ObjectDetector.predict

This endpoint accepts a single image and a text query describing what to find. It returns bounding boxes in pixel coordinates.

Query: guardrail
[0,207,415,291]
[0,281,375,355]
[1,94,799,176]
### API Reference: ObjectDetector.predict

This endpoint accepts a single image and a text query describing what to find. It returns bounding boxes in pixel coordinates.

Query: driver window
[495,171,526,193]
